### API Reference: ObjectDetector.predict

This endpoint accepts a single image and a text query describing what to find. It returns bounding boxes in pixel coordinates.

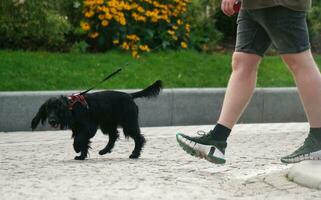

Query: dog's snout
[48,117,57,124]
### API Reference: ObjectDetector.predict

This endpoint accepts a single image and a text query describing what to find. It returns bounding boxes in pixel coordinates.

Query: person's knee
[282,50,317,74]
[231,53,260,75]
[283,56,301,73]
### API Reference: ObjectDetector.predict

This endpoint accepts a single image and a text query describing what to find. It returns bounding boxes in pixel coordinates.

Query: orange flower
[181,41,188,49]
[131,51,140,58]
[82,0,192,58]
[139,45,151,52]
[185,24,191,32]
[98,14,105,20]
[137,6,145,13]
[80,22,90,31]
[89,32,99,39]
[101,20,109,27]
[167,30,175,35]
[121,42,130,50]
[84,11,95,18]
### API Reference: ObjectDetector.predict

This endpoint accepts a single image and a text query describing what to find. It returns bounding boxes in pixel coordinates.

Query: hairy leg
[123,124,145,159]
[99,129,119,155]
[129,133,146,159]
[73,133,91,160]
[73,124,97,160]
[282,50,321,127]
[217,52,261,128]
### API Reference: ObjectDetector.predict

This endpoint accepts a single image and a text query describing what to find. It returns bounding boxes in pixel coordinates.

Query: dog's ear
[31,102,48,131]
[57,96,72,130]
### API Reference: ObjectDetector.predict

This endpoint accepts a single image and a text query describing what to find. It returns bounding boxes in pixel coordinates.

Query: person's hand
[221,0,237,16]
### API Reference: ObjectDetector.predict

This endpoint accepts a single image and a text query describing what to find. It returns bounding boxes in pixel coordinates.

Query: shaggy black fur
[31,80,162,160]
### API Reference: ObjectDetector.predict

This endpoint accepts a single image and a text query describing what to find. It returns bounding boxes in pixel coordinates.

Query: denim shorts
[235,6,310,57]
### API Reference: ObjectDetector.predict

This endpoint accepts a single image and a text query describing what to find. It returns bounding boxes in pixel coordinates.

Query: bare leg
[175,53,261,164]
[282,50,321,127]
[217,52,261,129]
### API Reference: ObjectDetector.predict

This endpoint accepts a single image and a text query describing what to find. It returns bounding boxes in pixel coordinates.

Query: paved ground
[1,123,321,200]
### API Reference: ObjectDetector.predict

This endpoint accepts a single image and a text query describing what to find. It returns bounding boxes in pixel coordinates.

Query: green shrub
[70,41,89,53]
[213,10,237,42]
[308,1,321,53]
[186,0,223,51]
[2,0,320,54]
[0,0,82,50]
[81,0,191,57]
[184,0,237,51]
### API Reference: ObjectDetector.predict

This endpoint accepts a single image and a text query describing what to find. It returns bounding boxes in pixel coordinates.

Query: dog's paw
[129,153,140,159]
[74,155,86,160]
[99,149,111,155]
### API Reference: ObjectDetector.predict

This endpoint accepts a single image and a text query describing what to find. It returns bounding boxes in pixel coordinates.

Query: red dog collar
[68,94,89,110]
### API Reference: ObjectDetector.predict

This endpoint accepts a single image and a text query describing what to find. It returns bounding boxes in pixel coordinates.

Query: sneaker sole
[176,134,226,164]
[281,150,321,164]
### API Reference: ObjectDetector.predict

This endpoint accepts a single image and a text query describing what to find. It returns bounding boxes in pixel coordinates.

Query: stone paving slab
[288,160,321,190]
[1,123,321,200]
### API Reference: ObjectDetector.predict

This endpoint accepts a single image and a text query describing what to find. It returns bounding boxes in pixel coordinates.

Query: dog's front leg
[73,133,90,160]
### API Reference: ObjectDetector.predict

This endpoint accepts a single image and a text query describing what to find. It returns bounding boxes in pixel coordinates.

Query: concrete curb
[287,160,321,190]
[0,88,306,132]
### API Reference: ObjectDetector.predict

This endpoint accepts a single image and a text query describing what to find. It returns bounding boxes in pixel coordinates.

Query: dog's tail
[131,80,163,99]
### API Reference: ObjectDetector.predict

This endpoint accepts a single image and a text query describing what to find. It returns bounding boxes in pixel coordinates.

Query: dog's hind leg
[130,133,146,159]
[99,126,119,155]
[123,126,146,159]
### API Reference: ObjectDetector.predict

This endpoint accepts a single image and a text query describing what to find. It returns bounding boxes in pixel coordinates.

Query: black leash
[78,43,164,95]
[79,64,126,95]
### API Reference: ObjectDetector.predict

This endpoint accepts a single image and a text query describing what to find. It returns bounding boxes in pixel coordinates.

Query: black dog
[31,80,162,160]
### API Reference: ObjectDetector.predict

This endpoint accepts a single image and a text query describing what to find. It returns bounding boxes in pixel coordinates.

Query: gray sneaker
[281,133,321,164]
[176,131,227,164]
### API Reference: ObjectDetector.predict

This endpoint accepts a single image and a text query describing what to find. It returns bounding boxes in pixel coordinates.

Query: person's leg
[176,8,270,164]
[280,50,321,163]
[176,52,261,164]
[218,52,261,129]
[281,50,321,128]
[250,6,321,163]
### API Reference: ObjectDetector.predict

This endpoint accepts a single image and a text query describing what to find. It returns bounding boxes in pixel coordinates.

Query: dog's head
[31,96,72,130]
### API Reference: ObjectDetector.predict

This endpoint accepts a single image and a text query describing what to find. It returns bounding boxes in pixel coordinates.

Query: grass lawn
[1,50,321,91]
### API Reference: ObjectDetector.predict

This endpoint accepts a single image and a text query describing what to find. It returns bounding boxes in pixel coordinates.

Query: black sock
[310,127,321,141]
[210,123,231,141]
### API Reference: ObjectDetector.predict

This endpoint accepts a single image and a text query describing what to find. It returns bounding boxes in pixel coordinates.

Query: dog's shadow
[61,157,155,164]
